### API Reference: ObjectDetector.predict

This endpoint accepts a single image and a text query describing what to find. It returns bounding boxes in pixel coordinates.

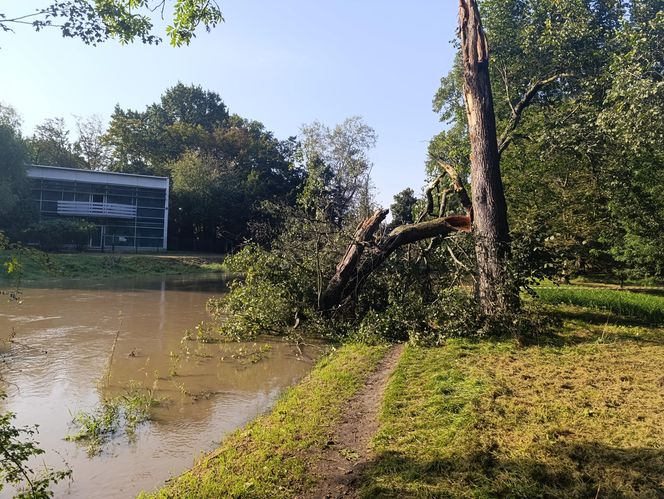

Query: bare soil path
[306,343,405,499]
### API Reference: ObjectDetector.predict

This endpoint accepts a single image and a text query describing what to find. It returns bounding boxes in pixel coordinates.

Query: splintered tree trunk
[459,0,514,315]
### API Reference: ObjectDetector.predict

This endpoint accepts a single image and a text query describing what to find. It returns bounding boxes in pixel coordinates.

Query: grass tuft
[66,382,161,455]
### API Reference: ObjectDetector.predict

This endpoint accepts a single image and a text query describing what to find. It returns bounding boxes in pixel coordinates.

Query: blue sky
[0,1,458,209]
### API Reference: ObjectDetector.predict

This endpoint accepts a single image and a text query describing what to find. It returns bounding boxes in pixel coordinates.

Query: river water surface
[0,275,318,498]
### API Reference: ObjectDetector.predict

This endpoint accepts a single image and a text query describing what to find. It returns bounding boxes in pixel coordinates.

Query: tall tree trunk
[459,0,514,315]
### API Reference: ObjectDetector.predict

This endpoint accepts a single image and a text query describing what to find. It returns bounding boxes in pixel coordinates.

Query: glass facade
[28,168,169,251]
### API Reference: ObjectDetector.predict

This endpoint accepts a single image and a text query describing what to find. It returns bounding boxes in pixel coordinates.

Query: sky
[0,1,458,209]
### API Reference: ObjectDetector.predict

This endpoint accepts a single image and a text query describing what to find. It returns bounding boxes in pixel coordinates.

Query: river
[0,275,318,498]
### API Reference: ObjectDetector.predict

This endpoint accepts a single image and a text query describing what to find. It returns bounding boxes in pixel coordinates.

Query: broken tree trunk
[319,210,472,311]
[459,0,514,316]
[319,208,388,310]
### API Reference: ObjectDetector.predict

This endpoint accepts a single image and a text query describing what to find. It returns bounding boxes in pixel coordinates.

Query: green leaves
[167,0,224,46]
[0,394,72,497]
[433,0,664,279]
[1,0,223,46]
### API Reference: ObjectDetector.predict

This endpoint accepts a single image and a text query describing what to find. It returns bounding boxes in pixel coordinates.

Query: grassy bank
[361,301,664,497]
[142,343,388,498]
[0,251,225,281]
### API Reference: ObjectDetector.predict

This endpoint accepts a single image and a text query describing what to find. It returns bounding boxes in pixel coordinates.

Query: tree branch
[417,174,444,223]
[319,209,472,311]
[498,73,573,155]
[436,161,473,216]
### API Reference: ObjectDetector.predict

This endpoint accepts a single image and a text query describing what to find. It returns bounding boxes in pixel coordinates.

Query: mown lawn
[361,296,664,497]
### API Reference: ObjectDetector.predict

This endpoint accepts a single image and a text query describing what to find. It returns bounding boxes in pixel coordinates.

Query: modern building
[27,165,169,251]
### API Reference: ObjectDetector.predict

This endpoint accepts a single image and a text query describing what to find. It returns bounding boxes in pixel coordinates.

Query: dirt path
[306,343,405,499]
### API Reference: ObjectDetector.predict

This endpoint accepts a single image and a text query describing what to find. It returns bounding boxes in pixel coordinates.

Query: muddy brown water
[0,275,320,498]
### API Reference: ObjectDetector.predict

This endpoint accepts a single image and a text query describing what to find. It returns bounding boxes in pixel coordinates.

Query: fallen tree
[319,164,472,311]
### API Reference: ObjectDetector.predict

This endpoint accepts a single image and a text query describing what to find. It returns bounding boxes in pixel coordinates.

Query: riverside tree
[432,0,664,280]
[318,0,514,315]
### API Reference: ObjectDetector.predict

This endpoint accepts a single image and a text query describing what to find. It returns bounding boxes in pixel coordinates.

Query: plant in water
[0,394,72,497]
[66,382,161,455]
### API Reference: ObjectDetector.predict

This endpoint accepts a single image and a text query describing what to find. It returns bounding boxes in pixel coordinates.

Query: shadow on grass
[360,442,664,498]
[531,308,664,348]
[578,282,664,298]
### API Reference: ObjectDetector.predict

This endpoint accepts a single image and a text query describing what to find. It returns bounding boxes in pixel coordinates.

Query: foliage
[387,188,418,231]
[66,382,159,455]
[0,0,223,46]
[211,180,566,343]
[0,113,36,239]
[73,115,111,170]
[26,117,85,168]
[431,0,664,280]
[21,218,95,251]
[106,83,302,248]
[0,394,72,497]
[355,288,479,346]
[298,117,377,226]
[106,83,229,173]
[209,221,336,340]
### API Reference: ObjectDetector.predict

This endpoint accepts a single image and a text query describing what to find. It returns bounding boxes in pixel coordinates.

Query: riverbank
[142,343,390,498]
[142,286,664,498]
[0,251,225,282]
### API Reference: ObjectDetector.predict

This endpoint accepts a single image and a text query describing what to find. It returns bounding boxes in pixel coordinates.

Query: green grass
[140,343,389,499]
[0,250,225,282]
[360,306,664,497]
[537,285,664,324]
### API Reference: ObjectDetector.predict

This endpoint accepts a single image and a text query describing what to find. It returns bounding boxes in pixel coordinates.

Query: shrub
[21,218,95,251]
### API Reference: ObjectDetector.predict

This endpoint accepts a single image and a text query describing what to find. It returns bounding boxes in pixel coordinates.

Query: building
[27,165,169,251]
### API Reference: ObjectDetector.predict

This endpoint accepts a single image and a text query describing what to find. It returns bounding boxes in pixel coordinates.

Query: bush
[0,394,71,496]
[21,218,95,251]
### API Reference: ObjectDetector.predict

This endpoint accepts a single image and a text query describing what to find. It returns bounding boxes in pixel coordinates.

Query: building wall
[27,166,169,251]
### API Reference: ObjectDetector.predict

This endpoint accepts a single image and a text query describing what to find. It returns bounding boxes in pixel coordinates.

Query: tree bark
[459,0,514,315]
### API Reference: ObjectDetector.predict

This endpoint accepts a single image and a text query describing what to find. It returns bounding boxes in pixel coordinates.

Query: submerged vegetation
[66,382,162,456]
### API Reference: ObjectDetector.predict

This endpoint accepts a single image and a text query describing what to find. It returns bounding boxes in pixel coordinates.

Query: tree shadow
[514,308,664,348]
[359,442,664,498]
[578,282,664,298]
